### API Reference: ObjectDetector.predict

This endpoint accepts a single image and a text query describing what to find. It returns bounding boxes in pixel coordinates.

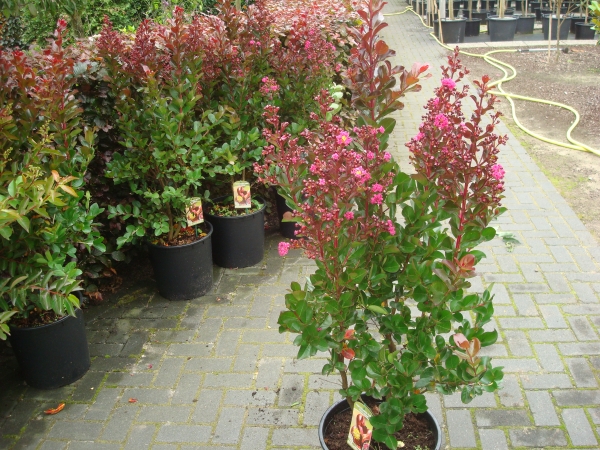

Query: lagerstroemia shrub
[258,0,507,444]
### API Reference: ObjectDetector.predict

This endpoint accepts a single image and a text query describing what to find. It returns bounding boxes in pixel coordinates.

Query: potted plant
[257,2,505,447]
[515,0,536,32]
[575,0,596,38]
[439,0,468,43]
[204,121,266,269]
[0,21,103,389]
[98,11,218,300]
[465,0,483,35]
[488,0,519,40]
[590,0,600,42]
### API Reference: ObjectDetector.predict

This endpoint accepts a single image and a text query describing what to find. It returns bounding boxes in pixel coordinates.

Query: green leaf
[367,305,387,315]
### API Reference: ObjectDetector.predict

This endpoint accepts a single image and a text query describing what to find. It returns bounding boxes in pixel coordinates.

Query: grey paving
[2,3,600,449]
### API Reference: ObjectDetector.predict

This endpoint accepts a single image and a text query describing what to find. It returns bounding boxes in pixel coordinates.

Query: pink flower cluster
[260,77,280,97]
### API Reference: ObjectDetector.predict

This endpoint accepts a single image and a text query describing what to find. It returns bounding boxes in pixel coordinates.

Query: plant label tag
[233,181,251,208]
[186,197,204,226]
[347,401,374,450]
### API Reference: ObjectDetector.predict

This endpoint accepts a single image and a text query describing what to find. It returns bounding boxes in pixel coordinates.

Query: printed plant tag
[233,181,252,208]
[347,401,374,450]
[186,197,204,226]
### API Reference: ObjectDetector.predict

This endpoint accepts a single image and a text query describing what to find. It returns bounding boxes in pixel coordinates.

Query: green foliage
[590,1,600,41]
[100,12,222,245]
[0,26,104,322]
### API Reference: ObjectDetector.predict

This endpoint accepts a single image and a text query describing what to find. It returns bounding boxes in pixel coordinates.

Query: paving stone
[521,373,572,389]
[526,390,560,426]
[509,428,567,447]
[213,407,246,444]
[559,342,600,356]
[562,408,598,446]
[533,344,565,372]
[553,390,600,406]
[504,330,533,357]
[271,427,319,447]
[446,410,476,447]
[588,407,600,424]
[71,371,107,402]
[479,429,509,450]
[498,317,545,329]
[192,389,223,423]
[121,331,149,356]
[566,358,598,387]
[444,391,497,408]
[493,358,540,373]
[154,330,196,343]
[172,373,202,404]
[499,375,524,407]
[120,388,172,404]
[195,318,223,343]
[240,426,269,450]
[67,443,121,450]
[247,408,299,426]
[153,358,185,388]
[156,425,212,443]
[137,406,193,423]
[1,400,42,435]
[279,374,305,407]
[528,329,576,342]
[168,343,213,357]
[223,389,277,407]
[243,330,287,343]
[100,404,139,442]
[38,442,68,450]
[534,293,576,304]
[568,316,598,341]
[214,330,241,357]
[204,373,254,389]
[124,424,156,449]
[106,372,154,387]
[186,357,233,373]
[256,358,283,390]
[546,273,571,293]
[475,409,531,427]
[512,294,539,315]
[538,305,568,328]
[303,391,332,426]
[284,359,328,373]
[233,344,260,372]
[47,421,104,440]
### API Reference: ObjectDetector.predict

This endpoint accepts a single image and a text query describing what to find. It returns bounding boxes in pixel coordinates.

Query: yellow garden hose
[383,7,600,155]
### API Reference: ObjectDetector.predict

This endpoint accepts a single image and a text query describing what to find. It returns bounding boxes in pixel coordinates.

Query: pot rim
[8,307,82,332]
[205,195,266,220]
[318,395,442,450]
[147,221,213,250]
[488,15,518,20]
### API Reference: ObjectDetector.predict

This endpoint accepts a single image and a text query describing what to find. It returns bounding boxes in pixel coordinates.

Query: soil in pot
[323,397,438,450]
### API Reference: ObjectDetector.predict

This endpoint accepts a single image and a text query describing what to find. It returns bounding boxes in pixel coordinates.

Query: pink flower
[249,39,256,45]
[352,167,370,182]
[415,132,425,141]
[441,78,456,90]
[262,76,268,83]
[490,164,505,180]
[434,113,449,129]
[304,40,311,49]
[378,126,385,133]
[366,151,375,160]
[344,211,354,220]
[331,153,339,161]
[383,152,391,162]
[370,193,383,205]
[371,183,384,193]
[336,131,352,146]
[309,164,319,174]
[278,241,291,256]
[387,220,396,235]
[318,178,326,186]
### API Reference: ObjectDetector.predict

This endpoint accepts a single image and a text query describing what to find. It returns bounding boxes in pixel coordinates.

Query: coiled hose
[383,6,600,155]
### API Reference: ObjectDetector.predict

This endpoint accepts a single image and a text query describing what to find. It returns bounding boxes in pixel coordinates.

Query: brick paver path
[2,4,600,449]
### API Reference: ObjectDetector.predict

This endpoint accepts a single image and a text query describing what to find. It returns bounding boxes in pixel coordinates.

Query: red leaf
[453,333,470,350]
[44,403,65,415]
[128,398,138,403]
[341,347,356,360]
[344,329,356,340]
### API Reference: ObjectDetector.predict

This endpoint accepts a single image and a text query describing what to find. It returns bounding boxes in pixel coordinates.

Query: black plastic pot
[542,15,571,40]
[206,196,265,268]
[274,189,300,240]
[516,14,536,33]
[148,222,213,300]
[318,396,442,450]
[440,18,467,43]
[471,10,489,25]
[8,309,90,389]
[570,15,586,32]
[488,16,518,40]
[465,18,482,35]
[575,22,596,39]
